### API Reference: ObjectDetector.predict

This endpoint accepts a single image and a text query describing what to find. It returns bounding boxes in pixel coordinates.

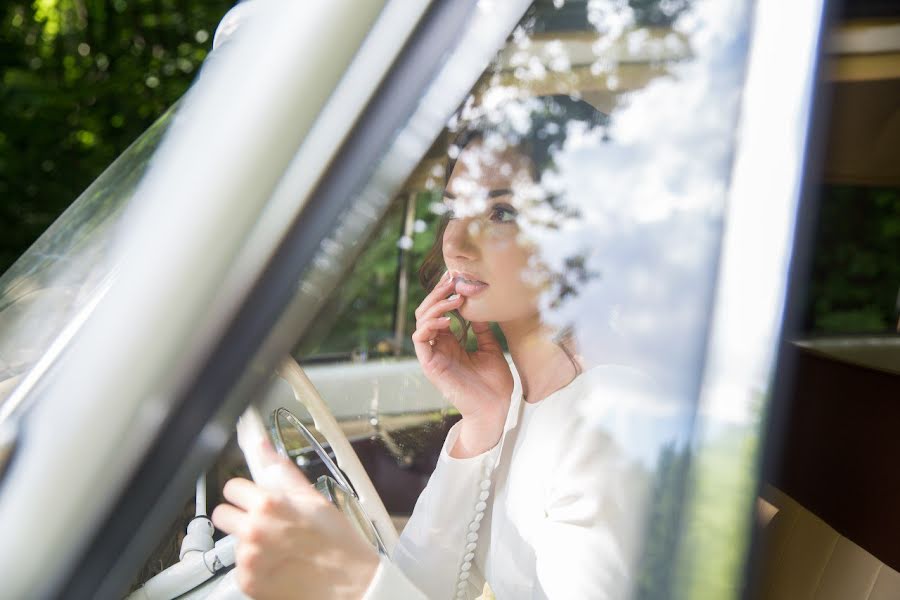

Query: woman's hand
[411,270,513,456]
[211,452,379,600]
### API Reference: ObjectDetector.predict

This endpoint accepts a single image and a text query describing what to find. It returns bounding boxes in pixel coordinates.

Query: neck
[498,313,581,404]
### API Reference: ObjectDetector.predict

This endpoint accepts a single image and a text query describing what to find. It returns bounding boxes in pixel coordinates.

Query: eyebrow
[442,188,514,200]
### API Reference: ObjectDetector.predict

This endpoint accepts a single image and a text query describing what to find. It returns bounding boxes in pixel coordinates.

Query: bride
[212,95,648,599]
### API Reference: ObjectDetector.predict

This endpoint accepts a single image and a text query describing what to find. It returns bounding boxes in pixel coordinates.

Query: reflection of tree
[673,424,760,600]
[548,253,601,310]
[634,441,690,599]
[631,428,761,600]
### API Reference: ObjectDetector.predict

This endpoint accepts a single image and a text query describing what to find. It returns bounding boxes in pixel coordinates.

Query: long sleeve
[364,368,524,600]
[360,555,429,600]
[390,419,503,599]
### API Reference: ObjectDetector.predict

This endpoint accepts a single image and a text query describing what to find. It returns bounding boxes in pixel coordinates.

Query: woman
[212,96,645,599]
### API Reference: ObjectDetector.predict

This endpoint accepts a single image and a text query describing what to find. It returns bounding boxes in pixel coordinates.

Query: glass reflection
[0,106,176,410]
[381,0,753,597]
[170,0,764,598]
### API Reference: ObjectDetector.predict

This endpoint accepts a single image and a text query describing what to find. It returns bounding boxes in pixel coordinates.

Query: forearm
[392,419,502,598]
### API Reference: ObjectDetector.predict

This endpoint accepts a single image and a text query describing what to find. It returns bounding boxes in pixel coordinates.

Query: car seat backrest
[757,483,900,600]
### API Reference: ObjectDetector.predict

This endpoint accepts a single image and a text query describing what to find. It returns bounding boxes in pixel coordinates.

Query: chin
[460,295,540,325]
[458,300,497,323]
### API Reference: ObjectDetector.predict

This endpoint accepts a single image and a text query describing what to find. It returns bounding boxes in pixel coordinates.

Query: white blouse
[363,363,654,600]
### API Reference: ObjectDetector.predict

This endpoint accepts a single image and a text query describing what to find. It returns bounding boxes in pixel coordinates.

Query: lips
[451,271,489,297]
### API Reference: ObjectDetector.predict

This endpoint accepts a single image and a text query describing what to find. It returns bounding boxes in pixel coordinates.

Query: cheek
[491,238,530,272]
[485,237,541,298]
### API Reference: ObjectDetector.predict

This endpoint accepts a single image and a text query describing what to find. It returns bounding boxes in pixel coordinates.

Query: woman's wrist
[449,416,504,458]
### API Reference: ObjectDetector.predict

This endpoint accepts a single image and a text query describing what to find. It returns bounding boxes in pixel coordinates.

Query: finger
[414,270,456,320]
[418,293,464,322]
[256,437,283,466]
[223,477,267,511]
[414,273,454,321]
[471,321,502,352]
[211,502,247,536]
[258,456,316,495]
[412,317,453,361]
[412,316,453,346]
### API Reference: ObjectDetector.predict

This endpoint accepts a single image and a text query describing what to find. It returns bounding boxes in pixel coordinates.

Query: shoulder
[536,363,663,429]
[535,363,682,468]
[530,366,658,524]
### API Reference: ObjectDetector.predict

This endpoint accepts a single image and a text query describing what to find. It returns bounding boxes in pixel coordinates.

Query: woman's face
[442,140,546,323]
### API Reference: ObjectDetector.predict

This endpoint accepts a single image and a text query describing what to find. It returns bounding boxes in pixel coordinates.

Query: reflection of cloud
[522,0,751,412]
[575,364,687,467]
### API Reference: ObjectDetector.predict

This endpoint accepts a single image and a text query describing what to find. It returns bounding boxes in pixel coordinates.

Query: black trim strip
[57,0,485,597]
[840,0,900,18]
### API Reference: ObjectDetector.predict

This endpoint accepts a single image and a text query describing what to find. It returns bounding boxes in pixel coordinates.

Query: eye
[441,193,457,220]
[489,203,518,224]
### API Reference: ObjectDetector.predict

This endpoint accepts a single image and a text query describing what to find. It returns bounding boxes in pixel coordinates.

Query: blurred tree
[3,0,897,340]
[295,190,450,360]
[0,0,233,274]
[805,185,900,334]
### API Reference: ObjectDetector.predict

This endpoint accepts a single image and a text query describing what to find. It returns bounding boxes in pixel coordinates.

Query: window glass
[0,106,176,404]
[295,188,451,361]
[135,0,758,596]
[281,0,754,597]
[295,200,407,361]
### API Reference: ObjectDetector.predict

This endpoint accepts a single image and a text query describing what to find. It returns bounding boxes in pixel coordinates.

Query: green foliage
[296,202,406,359]
[294,187,510,360]
[806,185,900,334]
[0,0,232,275]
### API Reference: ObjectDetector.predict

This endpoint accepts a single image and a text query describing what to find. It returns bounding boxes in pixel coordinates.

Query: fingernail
[448,293,459,300]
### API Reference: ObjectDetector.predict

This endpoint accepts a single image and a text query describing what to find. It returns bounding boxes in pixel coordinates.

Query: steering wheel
[261,356,398,554]
[269,406,387,554]
[128,355,399,600]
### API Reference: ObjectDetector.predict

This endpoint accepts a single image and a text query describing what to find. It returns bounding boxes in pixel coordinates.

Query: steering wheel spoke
[268,405,387,554]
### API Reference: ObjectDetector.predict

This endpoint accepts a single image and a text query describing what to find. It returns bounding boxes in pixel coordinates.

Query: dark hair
[418,95,608,376]
[445,94,608,182]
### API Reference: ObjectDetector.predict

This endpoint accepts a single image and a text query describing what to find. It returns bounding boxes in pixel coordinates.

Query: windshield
[0,106,175,407]
[0,0,824,597]
[242,0,758,597]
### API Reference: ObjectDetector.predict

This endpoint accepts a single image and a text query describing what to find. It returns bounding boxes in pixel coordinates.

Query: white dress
[363,363,655,600]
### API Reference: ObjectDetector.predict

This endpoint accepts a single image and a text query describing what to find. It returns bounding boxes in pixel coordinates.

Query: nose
[442,216,481,262]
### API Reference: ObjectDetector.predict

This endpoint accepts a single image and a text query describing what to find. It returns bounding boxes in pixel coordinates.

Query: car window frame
[51,1,533,597]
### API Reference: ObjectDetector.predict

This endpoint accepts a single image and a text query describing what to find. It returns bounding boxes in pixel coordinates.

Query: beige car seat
[757,483,900,599]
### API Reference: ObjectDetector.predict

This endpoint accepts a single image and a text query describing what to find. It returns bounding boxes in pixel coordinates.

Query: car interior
[119,1,900,597]
[127,1,701,590]
[748,2,900,598]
